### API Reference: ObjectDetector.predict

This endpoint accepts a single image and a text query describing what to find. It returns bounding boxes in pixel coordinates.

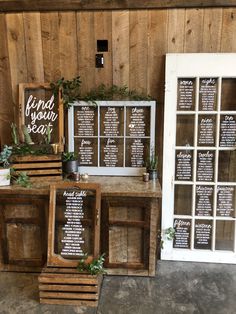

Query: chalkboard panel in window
[68,101,156,175]
[47,182,101,267]
[19,83,64,150]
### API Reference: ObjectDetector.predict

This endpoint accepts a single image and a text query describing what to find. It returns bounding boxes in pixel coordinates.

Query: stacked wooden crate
[38,267,102,306]
[11,155,62,181]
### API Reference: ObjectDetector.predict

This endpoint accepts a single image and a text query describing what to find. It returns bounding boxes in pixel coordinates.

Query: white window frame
[162,53,236,264]
[68,101,156,176]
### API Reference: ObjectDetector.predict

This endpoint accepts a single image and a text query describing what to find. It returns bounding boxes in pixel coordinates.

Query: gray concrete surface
[0,261,235,314]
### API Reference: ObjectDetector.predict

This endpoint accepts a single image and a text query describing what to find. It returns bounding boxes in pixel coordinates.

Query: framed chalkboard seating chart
[68,101,156,175]
[47,182,101,267]
[19,83,64,150]
[162,54,236,264]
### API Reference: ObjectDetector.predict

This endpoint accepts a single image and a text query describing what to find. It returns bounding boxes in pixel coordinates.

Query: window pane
[100,106,124,136]
[221,78,236,111]
[197,150,215,182]
[100,138,124,167]
[195,185,214,217]
[217,186,236,218]
[177,78,196,111]
[199,78,218,111]
[75,138,98,166]
[176,115,195,146]
[174,185,192,215]
[219,114,236,147]
[218,151,236,182]
[173,219,191,249]
[175,150,193,181]
[215,220,234,251]
[194,219,213,250]
[198,115,216,147]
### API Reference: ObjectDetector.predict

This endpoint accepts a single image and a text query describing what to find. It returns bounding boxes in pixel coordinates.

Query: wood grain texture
[129,10,148,94]
[0,14,14,144]
[202,8,223,52]
[221,8,236,51]
[184,9,204,52]
[112,10,129,87]
[167,9,185,52]
[41,12,60,82]
[58,12,78,80]
[23,13,44,82]
[77,11,95,94]
[1,0,236,12]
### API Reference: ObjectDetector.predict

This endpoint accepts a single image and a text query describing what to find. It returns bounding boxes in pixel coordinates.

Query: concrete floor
[0,261,235,314]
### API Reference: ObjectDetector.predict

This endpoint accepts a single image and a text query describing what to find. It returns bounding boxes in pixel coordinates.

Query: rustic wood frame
[19,83,64,151]
[47,182,101,268]
[1,0,236,12]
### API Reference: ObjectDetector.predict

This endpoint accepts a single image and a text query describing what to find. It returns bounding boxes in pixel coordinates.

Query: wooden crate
[11,154,62,181]
[38,267,103,307]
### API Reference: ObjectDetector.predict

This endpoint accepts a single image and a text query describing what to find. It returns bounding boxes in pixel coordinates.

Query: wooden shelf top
[0,176,161,198]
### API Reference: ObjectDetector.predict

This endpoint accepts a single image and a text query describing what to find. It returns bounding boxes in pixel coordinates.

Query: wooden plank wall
[1,8,236,173]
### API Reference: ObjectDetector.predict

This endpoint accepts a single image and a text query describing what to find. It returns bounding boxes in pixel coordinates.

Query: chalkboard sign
[68,101,156,175]
[199,78,217,111]
[173,218,191,249]
[198,115,216,146]
[47,182,101,267]
[177,78,196,111]
[217,186,235,217]
[194,220,212,250]
[195,185,214,216]
[219,114,236,147]
[197,150,215,182]
[19,83,64,150]
[175,150,193,181]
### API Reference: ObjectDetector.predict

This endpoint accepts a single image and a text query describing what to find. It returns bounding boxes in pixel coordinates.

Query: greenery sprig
[9,169,32,188]
[50,76,82,109]
[51,76,153,109]
[77,253,106,275]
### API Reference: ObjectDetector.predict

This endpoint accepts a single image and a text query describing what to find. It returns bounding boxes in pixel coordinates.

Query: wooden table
[0,177,161,276]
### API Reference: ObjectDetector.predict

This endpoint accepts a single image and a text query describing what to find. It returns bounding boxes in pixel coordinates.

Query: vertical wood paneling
[0,14,14,145]
[23,13,44,82]
[77,12,95,94]
[58,12,78,79]
[221,9,236,51]
[184,9,204,52]
[129,10,148,93]
[94,11,112,87]
[202,9,223,52]
[41,12,60,82]
[167,9,185,52]
[112,11,129,87]
[6,13,28,105]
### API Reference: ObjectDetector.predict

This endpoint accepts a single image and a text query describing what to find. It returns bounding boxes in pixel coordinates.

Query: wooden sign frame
[47,182,101,267]
[19,83,64,151]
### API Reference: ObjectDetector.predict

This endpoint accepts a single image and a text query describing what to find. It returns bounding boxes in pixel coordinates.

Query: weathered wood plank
[167,9,185,52]
[77,11,95,94]
[40,298,98,306]
[184,9,204,52]
[58,12,78,80]
[23,13,44,82]
[94,11,112,88]
[39,291,98,300]
[0,14,14,145]
[1,0,236,12]
[202,8,223,52]
[40,12,60,82]
[39,284,98,292]
[129,10,148,94]
[112,10,129,87]
[221,8,236,51]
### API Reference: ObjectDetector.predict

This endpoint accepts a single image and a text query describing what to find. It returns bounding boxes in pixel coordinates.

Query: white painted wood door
[162,53,236,263]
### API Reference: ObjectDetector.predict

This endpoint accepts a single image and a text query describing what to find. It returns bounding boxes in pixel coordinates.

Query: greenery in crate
[77,253,106,275]
[9,169,32,188]
[0,145,12,168]
[51,76,153,109]
[12,144,52,156]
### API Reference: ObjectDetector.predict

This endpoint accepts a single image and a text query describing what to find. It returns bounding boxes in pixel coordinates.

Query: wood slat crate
[38,267,103,307]
[11,155,62,181]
